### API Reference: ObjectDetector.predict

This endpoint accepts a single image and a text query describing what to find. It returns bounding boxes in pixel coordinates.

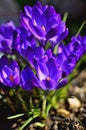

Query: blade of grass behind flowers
[75,21,86,36]
[63,12,68,22]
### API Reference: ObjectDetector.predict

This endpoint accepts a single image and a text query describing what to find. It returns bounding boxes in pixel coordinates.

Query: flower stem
[42,92,47,118]
[16,91,28,112]
[6,96,16,112]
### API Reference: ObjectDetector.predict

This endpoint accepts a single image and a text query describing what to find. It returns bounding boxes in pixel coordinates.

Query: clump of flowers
[0,1,86,129]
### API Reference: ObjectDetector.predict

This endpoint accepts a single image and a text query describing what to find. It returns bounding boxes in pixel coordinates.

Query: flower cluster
[0,1,86,92]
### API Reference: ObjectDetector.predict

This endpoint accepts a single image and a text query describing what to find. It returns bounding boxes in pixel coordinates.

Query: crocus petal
[46,58,60,80]
[24,5,32,18]
[42,79,57,90]
[56,78,68,90]
[32,6,46,27]
[20,66,35,91]
[37,62,49,80]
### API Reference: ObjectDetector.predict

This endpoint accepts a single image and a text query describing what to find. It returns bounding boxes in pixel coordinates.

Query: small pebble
[68,97,81,109]
[53,121,58,130]
[53,124,58,130]
[11,123,17,128]
[0,95,2,99]
[3,99,7,103]
[57,108,70,117]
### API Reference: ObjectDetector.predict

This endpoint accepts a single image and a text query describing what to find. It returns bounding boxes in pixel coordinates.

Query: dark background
[19,0,86,36]
[0,0,86,36]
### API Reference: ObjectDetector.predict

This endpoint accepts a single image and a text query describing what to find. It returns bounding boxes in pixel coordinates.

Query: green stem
[19,114,39,130]
[42,93,47,118]
[6,96,16,112]
[47,88,63,107]
[29,92,34,113]
[16,91,28,112]
[29,94,33,107]
[52,88,63,100]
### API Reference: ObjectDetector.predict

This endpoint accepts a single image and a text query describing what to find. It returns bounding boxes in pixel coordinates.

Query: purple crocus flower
[55,55,75,79]
[77,35,86,54]
[66,36,83,61]
[61,55,76,77]
[0,21,19,54]
[15,27,36,58]
[81,36,86,53]
[0,55,20,87]
[33,58,68,90]
[20,66,36,91]
[20,1,68,44]
[27,46,46,66]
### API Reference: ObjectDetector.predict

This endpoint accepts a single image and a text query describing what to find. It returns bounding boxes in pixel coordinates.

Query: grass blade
[63,12,68,22]
[7,113,24,119]
[19,114,39,130]
[76,21,86,36]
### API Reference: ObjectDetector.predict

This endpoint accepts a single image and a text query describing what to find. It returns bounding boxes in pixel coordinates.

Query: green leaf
[46,103,52,116]
[63,12,68,22]
[35,122,45,127]
[19,114,39,130]
[53,44,59,54]
[7,113,24,119]
[76,21,86,36]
